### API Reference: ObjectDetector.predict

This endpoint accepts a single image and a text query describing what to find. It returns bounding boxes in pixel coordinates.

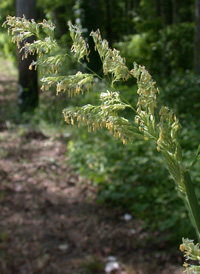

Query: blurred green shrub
[67,127,194,240]
[158,23,194,73]
[0,0,15,59]
[115,22,193,78]
[0,32,16,59]
[161,72,200,120]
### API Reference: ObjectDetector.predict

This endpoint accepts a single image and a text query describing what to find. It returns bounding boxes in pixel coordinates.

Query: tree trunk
[16,0,38,113]
[172,0,179,24]
[194,0,200,75]
[104,0,113,45]
[81,0,102,74]
[160,0,173,26]
[155,0,161,17]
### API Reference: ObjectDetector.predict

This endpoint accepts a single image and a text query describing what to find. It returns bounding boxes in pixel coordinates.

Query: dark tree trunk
[104,0,113,45]
[172,0,179,24]
[81,0,102,74]
[16,0,38,113]
[133,0,139,9]
[194,0,200,75]
[155,0,161,17]
[160,0,173,26]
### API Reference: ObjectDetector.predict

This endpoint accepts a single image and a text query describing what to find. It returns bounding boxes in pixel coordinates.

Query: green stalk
[183,171,200,242]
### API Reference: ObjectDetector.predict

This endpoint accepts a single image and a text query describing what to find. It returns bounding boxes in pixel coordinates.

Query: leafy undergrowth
[0,67,184,273]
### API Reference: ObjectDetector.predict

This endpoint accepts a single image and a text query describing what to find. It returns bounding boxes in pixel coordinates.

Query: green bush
[161,72,200,121]
[67,126,193,241]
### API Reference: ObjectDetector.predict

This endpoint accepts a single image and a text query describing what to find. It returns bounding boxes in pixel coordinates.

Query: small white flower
[105,262,120,273]
[123,213,132,221]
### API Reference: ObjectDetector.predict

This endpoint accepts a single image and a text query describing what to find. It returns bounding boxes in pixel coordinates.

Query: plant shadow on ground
[0,64,184,274]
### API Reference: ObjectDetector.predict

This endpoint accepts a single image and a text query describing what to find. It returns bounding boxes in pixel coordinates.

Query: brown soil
[0,69,184,274]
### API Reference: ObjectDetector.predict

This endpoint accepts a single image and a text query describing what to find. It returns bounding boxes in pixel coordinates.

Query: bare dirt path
[0,68,183,274]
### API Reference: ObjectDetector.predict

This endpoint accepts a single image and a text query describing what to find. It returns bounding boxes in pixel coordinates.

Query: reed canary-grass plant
[3,15,200,272]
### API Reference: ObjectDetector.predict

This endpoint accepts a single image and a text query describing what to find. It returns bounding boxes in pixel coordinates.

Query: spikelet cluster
[157,106,181,155]
[3,17,95,97]
[180,238,200,274]
[157,106,185,192]
[100,91,128,112]
[38,19,55,38]
[2,15,39,48]
[41,72,94,96]
[30,54,67,73]
[68,21,90,62]
[91,30,130,85]
[130,63,185,192]
[3,15,58,70]
[131,63,181,157]
[63,90,141,144]
[131,63,159,140]
[20,37,58,60]
[2,16,55,48]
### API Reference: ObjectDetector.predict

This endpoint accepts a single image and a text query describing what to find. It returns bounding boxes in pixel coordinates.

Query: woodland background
[0,0,200,273]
